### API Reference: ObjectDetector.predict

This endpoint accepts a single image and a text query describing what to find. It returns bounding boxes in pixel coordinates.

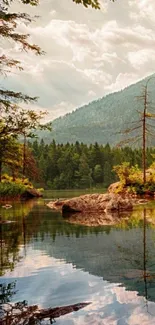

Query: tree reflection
[0,222,22,276]
[143,208,148,304]
[0,282,17,304]
[0,200,37,276]
[0,199,113,276]
[0,282,89,325]
[142,208,155,314]
[116,207,155,311]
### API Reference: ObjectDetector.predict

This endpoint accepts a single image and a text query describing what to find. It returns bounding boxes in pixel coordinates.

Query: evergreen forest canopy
[39,74,155,146]
[28,140,155,190]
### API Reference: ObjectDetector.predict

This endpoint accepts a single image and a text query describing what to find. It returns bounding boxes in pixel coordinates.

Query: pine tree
[0,0,52,181]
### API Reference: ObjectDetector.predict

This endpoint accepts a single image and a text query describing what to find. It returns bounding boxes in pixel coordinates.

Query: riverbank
[0,182,42,201]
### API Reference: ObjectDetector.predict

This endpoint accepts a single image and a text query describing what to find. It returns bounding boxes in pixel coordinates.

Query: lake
[1,190,155,324]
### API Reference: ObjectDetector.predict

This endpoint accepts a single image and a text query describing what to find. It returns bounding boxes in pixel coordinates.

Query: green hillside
[41,74,155,145]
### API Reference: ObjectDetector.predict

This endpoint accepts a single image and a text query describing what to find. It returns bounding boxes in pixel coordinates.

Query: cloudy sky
[1,0,155,121]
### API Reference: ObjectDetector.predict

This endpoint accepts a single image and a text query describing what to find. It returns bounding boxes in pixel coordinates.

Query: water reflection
[0,200,36,276]
[1,199,155,323]
[142,208,155,316]
[0,281,89,325]
[0,282,17,304]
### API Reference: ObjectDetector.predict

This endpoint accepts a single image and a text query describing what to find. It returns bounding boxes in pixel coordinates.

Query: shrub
[113,162,155,195]
[0,182,26,197]
[0,174,35,198]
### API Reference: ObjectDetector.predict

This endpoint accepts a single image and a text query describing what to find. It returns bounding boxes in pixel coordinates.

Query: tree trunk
[143,87,147,184]
[23,134,26,179]
[0,161,2,182]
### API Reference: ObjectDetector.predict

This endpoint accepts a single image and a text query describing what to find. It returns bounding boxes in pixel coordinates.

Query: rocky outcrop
[47,193,133,217]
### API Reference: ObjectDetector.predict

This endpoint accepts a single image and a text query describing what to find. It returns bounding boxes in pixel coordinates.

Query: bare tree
[118,76,155,184]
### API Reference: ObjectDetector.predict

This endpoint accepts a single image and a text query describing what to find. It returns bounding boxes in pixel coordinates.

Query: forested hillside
[40,74,155,145]
[30,140,155,189]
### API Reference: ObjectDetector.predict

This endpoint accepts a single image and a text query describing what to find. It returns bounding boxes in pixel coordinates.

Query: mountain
[40,74,155,145]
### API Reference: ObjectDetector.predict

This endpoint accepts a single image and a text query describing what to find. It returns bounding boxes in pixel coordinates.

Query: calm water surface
[1,191,155,324]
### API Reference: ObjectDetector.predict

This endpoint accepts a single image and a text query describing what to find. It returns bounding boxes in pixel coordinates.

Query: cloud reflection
[1,247,155,324]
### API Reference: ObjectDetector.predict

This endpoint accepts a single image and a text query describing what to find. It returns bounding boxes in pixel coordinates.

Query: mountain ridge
[40,73,155,145]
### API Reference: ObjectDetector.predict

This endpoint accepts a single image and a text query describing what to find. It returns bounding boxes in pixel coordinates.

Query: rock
[47,193,133,216]
[47,193,110,213]
[21,188,43,199]
[62,204,81,214]
[105,196,133,212]
[108,182,121,194]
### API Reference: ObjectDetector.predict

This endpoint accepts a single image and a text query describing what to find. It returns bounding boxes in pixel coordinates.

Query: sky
[1,0,155,121]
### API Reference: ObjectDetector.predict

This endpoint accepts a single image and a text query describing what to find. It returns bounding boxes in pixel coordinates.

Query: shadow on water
[1,199,155,322]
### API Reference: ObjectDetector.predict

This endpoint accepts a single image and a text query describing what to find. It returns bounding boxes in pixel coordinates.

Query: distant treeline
[29,140,155,189]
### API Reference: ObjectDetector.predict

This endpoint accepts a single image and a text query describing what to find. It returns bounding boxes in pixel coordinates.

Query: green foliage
[30,140,155,190]
[113,162,130,185]
[0,137,23,180]
[73,0,100,9]
[0,174,34,197]
[114,161,155,195]
[0,182,26,197]
[93,164,103,183]
[113,162,143,187]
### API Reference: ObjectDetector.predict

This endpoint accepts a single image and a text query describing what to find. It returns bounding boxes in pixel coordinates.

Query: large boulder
[47,193,133,216]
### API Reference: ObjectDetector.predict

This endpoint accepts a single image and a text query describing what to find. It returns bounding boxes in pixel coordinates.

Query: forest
[26,140,155,190]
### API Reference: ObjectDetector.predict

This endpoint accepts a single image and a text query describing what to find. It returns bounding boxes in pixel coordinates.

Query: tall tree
[137,78,155,183]
[118,77,155,184]
[0,136,22,181]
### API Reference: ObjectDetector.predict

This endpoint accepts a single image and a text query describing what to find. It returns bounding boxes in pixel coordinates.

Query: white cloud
[105,73,139,92]
[128,49,155,70]
[2,0,155,121]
